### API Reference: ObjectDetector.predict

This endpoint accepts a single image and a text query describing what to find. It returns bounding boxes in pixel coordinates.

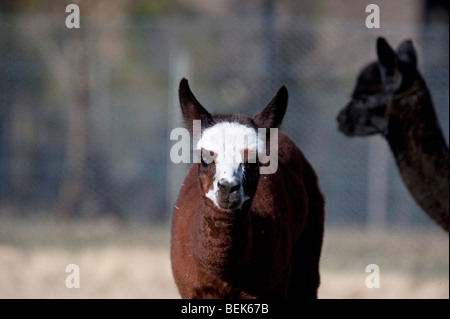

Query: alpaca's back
[253,132,325,298]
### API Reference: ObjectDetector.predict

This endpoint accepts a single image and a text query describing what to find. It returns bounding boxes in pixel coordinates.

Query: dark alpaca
[170,79,325,298]
[337,37,449,232]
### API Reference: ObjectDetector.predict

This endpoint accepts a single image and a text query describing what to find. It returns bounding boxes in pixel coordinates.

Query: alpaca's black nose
[218,179,241,194]
[337,108,347,124]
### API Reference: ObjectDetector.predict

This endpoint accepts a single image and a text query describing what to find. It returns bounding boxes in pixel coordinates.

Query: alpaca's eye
[201,157,209,167]
[200,149,216,167]
[358,96,368,103]
[243,161,260,172]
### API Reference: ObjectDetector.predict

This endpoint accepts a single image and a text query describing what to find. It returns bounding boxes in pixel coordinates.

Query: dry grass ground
[0,218,448,299]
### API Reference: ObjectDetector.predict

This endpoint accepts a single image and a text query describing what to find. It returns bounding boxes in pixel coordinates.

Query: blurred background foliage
[0,0,448,225]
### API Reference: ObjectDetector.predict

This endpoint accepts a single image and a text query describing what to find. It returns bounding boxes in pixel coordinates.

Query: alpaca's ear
[377,37,398,76]
[396,39,417,68]
[254,86,288,128]
[179,78,212,133]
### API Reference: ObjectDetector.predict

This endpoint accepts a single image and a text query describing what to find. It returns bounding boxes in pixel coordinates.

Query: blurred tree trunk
[21,17,122,219]
[57,34,90,219]
[0,18,15,203]
[30,26,90,218]
[0,2,22,205]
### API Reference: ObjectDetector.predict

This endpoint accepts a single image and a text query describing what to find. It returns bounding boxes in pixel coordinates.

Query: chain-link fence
[0,9,448,229]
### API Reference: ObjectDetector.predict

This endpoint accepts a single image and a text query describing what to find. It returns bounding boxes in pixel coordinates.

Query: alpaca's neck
[194,201,253,278]
[387,83,449,230]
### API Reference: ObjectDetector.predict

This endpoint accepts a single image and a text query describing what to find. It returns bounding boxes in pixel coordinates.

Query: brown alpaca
[170,79,325,298]
[337,37,449,231]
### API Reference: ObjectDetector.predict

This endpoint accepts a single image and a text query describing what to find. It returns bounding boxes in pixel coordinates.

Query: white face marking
[197,122,263,209]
